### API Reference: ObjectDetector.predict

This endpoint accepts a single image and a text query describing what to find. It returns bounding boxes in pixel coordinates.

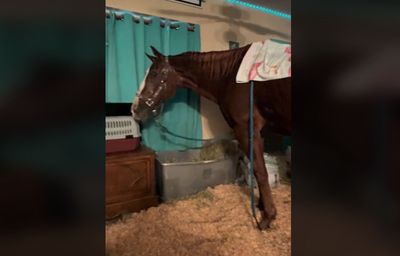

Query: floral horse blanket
[236,39,291,83]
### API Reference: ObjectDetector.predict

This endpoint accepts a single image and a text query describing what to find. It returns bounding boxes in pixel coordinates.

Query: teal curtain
[106,10,202,151]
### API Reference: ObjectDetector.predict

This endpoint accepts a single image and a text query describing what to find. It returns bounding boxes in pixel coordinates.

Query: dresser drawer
[106,196,158,219]
[106,153,155,205]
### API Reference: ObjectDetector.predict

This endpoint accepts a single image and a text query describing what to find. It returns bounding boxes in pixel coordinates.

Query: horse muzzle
[131,103,144,121]
[131,102,163,122]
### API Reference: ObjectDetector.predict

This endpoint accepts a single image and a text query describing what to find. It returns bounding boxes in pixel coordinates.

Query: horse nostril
[133,109,140,118]
[131,106,139,118]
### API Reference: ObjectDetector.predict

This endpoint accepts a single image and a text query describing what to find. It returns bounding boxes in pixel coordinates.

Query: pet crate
[106,116,140,140]
[106,116,141,153]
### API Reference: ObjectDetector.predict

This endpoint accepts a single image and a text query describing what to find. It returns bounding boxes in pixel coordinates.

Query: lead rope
[154,118,216,143]
[153,105,219,149]
[151,80,260,229]
[142,58,262,224]
[249,80,261,230]
[152,56,217,147]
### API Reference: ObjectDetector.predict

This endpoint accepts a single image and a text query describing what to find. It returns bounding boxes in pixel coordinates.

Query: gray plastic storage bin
[155,147,239,202]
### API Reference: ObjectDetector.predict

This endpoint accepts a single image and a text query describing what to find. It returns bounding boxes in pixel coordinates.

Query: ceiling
[244,0,291,13]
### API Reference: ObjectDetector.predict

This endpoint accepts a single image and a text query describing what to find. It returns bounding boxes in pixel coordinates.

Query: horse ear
[150,46,164,59]
[145,53,156,62]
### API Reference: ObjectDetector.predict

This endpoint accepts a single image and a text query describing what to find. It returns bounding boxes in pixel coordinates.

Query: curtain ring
[170,23,180,30]
[143,17,152,25]
[132,15,140,24]
[114,12,124,21]
[187,24,195,32]
[170,22,181,30]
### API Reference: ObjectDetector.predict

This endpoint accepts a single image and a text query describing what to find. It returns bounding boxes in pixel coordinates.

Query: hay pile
[163,140,238,163]
[199,140,238,161]
[106,184,291,256]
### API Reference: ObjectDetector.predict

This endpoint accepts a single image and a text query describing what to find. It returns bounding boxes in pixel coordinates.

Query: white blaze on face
[131,69,150,118]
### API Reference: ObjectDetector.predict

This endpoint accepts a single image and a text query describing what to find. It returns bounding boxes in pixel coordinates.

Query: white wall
[106,0,291,138]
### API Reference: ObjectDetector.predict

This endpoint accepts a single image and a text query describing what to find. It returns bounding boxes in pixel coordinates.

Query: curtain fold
[106,10,202,151]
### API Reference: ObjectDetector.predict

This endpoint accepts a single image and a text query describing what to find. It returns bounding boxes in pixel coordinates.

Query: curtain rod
[106,7,196,32]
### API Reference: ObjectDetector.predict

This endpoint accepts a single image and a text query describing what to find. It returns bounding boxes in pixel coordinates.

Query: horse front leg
[234,125,277,230]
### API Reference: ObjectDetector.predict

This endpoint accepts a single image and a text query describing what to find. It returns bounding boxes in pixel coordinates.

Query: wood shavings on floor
[106,184,291,256]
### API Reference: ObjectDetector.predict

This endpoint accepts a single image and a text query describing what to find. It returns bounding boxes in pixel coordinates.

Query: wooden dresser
[106,145,158,219]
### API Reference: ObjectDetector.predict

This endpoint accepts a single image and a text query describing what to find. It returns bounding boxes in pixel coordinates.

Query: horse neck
[171,45,250,102]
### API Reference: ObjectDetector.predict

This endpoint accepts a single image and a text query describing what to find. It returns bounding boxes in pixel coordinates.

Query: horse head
[131,46,182,121]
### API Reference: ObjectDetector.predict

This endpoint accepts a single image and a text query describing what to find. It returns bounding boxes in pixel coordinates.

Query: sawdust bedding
[106,184,291,256]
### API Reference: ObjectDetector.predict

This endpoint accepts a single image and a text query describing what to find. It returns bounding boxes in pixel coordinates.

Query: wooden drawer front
[106,196,158,219]
[106,157,154,204]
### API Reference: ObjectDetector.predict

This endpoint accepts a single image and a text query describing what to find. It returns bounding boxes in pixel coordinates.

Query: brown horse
[132,46,291,229]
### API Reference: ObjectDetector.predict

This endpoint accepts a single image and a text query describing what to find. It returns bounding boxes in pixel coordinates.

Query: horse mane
[169,45,251,81]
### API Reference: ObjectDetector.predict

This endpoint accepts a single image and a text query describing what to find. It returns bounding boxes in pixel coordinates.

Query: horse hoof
[258,218,271,230]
